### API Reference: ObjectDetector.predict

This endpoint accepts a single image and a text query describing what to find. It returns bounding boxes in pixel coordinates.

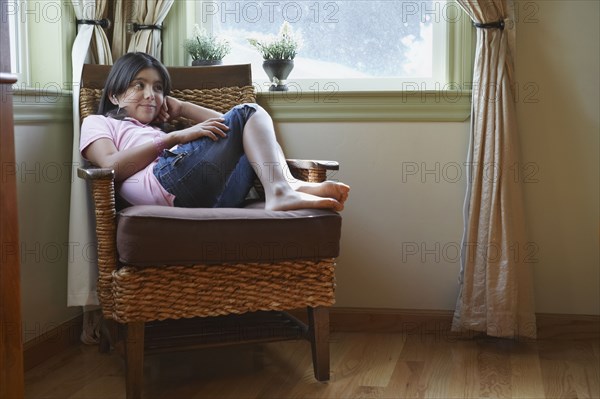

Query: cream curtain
[111,0,131,60]
[127,0,175,60]
[452,0,537,339]
[67,0,112,308]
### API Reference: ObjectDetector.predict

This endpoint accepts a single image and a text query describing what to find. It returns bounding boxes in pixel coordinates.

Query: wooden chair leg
[307,306,330,381]
[125,322,145,399]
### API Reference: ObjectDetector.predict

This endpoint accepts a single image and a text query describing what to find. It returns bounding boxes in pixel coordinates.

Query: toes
[328,198,343,212]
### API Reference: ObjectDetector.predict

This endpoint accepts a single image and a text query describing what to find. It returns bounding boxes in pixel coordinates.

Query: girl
[80,52,349,211]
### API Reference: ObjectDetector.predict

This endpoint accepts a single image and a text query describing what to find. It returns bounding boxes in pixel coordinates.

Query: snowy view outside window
[199,1,451,89]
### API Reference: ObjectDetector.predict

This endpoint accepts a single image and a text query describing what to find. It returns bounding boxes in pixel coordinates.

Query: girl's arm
[156,96,223,124]
[83,137,164,182]
[83,118,229,183]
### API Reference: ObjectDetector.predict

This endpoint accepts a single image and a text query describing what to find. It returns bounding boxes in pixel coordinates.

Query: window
[174,0,474,121]
[198,0,468,92]
[4,0,29,83]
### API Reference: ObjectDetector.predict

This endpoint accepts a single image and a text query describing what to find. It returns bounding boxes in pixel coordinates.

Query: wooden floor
[25,332,599,399]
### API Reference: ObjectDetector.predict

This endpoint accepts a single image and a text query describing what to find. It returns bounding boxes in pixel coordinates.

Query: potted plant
[184,24,231,66]
[248,21,302,91]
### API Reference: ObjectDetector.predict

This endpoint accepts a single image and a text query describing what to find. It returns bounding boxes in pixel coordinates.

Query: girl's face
[113,67,165,124]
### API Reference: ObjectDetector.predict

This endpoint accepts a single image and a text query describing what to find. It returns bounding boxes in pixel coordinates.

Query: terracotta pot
[262,59,294,91]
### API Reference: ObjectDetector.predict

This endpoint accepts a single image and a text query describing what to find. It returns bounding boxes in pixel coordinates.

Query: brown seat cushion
[116,203,342,267]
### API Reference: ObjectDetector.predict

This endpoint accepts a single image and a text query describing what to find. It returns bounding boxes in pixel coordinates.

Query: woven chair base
[105,311,309,355]
[106,259,336,323]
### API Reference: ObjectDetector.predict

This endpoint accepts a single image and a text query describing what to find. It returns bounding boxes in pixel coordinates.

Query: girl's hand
[172,118,230,144]
[153,96,184,124]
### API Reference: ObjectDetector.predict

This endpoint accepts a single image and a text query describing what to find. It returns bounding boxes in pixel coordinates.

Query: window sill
[10,87,471,124]
[256,89,472,122]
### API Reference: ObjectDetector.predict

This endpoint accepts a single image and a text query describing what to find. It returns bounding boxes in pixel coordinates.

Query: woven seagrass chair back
[79,64,256,125]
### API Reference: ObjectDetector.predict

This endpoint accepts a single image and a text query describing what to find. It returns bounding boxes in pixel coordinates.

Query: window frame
[163,0,476,122]
[6,0,74,99]
[6,0,30,85]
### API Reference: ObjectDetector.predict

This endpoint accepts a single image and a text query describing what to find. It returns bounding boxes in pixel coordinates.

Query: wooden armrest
[286,159,339,171]
[76,161,336,183]
[77,167,115,180]
[285,159,338,183]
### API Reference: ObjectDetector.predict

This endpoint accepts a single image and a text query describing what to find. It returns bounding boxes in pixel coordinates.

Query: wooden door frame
[0,0,25,396]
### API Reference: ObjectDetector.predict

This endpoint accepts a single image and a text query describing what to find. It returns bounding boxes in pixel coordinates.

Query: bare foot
[265,185,344,212]
[292,180,350,206]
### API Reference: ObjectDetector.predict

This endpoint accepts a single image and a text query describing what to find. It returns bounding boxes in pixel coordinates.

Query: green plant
[248,22,302,61]
[184,25,231,61]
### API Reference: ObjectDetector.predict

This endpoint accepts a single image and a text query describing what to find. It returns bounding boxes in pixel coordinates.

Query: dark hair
[98,52,172,117]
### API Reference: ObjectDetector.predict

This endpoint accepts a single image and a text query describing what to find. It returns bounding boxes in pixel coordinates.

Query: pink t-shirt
[80,115,175,206]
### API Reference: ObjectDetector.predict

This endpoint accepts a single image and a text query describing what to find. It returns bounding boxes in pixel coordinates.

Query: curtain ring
[473,20,505,30]
[76,18,111,30]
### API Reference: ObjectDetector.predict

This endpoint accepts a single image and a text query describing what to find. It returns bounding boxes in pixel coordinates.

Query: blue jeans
[153,104,258,208]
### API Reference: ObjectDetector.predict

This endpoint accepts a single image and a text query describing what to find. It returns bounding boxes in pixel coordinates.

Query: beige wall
[14,93,81,344]
[277,121,469,309]
[15,0,599,343]
[517,0,599,314]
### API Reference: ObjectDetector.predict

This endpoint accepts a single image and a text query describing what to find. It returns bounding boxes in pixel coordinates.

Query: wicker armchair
[77,64,342,399]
